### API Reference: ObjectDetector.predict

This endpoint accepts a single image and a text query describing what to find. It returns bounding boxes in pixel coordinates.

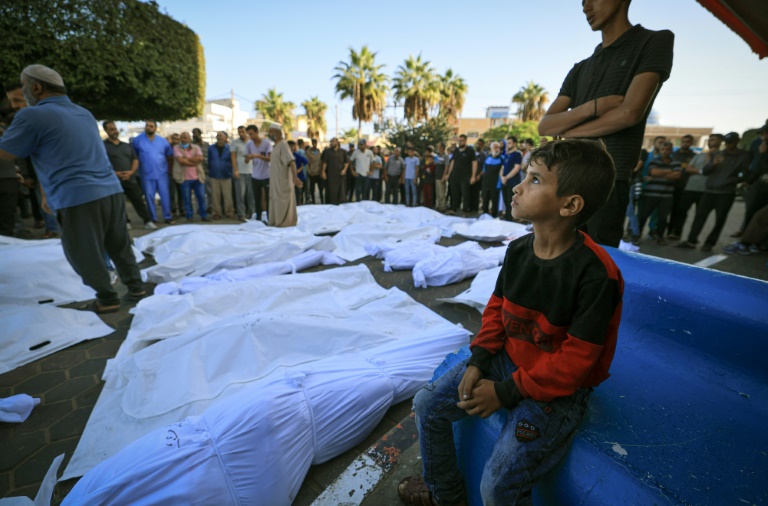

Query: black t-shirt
[320,147,348,175]
[450,146,476,181]
[559,25,674,181]
[104,140,138,179]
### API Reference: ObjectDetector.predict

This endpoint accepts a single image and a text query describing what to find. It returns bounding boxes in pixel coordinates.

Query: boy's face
[511,159,565,222]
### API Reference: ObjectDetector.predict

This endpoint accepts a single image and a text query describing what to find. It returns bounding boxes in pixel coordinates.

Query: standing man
[0,64,144,313]
[207,131,236,219]
[320,137,349,205]
[245,125,272,222]
[267,124,302,227]
[500,136,523,221]
[470,138,487,212]
[434,142,449,211]
[349,140,374,201]
[539,0,674,247]
[102,121,156,230]
[636,141,682,245]
[231,125,254,221]
[442,134,477,215]
[369,145,384,202]
[174,131,208,223]
[168,132,183,218]
[666,134,696,239]
[132,119,175,224]
[305,138,323,204]
[384,147,404,205]
[679,132,750,251]
[192,127,211,212]
[345,142,357,202]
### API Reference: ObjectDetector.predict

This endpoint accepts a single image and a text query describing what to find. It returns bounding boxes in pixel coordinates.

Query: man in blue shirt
[132,120,174,224]
[207,131,235,219]
[0,64,144,313]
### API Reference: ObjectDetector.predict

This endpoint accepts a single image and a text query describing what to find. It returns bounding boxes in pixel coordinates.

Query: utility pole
[231,88,236,136]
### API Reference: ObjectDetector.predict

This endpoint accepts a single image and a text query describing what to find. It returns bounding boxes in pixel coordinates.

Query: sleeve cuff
[467,346,494,375]
[494,379,524,410]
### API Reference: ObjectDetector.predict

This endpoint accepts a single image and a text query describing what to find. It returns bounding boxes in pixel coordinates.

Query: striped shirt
[644,158,681,198]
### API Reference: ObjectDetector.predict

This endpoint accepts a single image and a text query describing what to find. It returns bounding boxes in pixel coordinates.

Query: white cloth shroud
[137,224,336,283]
[438,266,502,312]
[62,265,471,503]
[0,236,143,306]
[412,242,506,288]
[452,216,530,242]
[331,222,441,261]
[153,249,345,295]
[0,394,40,423]
[0,305,115,375]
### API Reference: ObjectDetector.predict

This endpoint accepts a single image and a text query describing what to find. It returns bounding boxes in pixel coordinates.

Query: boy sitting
[398,139,624,506]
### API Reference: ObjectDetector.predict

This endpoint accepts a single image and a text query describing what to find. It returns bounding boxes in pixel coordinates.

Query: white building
[157,98,251,143]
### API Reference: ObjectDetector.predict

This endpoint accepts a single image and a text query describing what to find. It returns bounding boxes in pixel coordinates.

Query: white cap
[21,64,65,87]
[265,122,283,131]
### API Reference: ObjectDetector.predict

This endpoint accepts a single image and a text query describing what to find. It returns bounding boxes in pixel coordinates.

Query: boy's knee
[412,387,431,417]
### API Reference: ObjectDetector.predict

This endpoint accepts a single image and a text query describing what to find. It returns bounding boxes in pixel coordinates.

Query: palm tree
[512,81,549,122]
[255,88,296,134]
[301,96,328,140]
[437,68,467,125]
[340,127,359,142]
[333,46,389,139]
[392,54,441,124]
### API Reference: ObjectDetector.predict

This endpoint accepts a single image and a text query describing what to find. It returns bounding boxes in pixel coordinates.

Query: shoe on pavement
[700,244,713,252]
[676,241,696,249]
[144,222,158,230]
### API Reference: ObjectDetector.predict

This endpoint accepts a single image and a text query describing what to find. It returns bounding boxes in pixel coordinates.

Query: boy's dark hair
[529,139,615,226]
[246,125,258,133]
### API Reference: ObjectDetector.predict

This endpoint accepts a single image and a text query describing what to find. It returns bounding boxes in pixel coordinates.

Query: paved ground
[1,199,765,504]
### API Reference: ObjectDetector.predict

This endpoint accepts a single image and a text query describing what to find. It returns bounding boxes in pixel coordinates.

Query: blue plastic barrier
[434,249,768,505]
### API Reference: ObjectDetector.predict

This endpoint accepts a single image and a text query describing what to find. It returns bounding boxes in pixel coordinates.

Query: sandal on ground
[398,476,436,506]
[124,289,148,302]
[78,300,120,314]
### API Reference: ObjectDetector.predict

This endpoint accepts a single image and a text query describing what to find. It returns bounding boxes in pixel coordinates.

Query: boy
[398,139,623,506]
[421,152,437,209]
[288,140,308,205]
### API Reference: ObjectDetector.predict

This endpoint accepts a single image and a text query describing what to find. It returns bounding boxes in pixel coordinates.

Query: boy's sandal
[398,476,435,506]
[78,300,120,314]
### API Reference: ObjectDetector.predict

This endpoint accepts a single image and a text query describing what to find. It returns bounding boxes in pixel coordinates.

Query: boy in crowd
[480,142,504,218]
[421,150,437,209]
[398,139,623,506]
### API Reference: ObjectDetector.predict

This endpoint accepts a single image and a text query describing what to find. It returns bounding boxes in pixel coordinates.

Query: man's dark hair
[681,134,693,141]
[4,82,21,93]
[237,125,246,130]
[287,140,296,146]
[218,131,228,138]
[524,138,534,146]
[529,139,616,226]
[297,139,304,146]
[102,120,115,131]
[653,135,666,143]
[246,125,258,133]
[477,138,485,144]
[507,135,518,143]
[192,127,202,134]
[459,134,467,140]
[710,133,724,141]
[146,119,158,127]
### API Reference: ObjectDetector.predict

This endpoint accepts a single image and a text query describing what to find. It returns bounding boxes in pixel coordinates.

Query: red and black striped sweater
[468,231,624,408]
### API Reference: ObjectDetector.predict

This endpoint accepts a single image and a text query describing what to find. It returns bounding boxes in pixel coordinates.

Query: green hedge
[0,0,205,121]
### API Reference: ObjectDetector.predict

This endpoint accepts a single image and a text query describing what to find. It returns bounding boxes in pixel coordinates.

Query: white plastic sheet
[153,249,344,295]
[438,266,502,312]
[63,265,470,486]
[0,305,115,375]
[452,217,530,242]
[0,394,40,423]
[413,242,506,288]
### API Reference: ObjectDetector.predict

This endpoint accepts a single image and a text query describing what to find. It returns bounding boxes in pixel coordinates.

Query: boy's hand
[457,379,503,418]
[457,365,482,401]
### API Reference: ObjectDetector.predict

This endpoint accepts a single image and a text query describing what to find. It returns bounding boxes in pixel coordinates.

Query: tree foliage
[339,127,359,143]
[383,116,453,155]
[437,69,467,125]
[482,121,542,144]
[333,46,388,138]
[301,96,327,139]
[392,54,441,124]
[512,81,549,122]
[255,88,296,135]
[0,0,205,121]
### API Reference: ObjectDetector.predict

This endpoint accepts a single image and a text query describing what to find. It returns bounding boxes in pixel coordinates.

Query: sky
[155,0,768,136]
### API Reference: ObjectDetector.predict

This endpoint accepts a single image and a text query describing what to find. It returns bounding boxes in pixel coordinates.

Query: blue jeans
[354,175,367,202]
[405,178,417,207]
[414,354,590,506]
[181,180,207,220]
[140,177,172,222]
[626,187,640,237]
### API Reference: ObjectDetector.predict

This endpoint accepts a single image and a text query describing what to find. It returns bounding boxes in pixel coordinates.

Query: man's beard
[22,87,38,106]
